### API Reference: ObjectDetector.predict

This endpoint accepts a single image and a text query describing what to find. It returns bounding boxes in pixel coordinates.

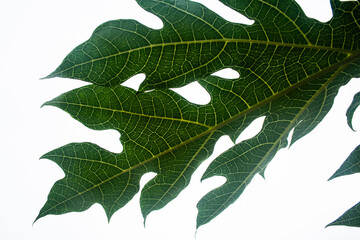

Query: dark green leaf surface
[39,0,360,228]
[346,92,360,131]
[327,202,360,227]
[328,145,360,227]
[329,145,360,181]
[44,0,360,92]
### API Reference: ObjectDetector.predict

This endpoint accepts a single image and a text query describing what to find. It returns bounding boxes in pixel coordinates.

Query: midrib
[49,38,354,77]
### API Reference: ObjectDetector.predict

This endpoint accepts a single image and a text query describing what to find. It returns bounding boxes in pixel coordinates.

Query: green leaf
[346,92,360,131]
[327,145,360,227]
[196,69,354,226]
[329,145,360,181]
[327,202,360,227]
[36,84,218,220]
[44,0,360,91]
[38,0,360,228]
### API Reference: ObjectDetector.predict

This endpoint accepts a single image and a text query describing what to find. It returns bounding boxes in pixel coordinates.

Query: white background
[1,0,360,239]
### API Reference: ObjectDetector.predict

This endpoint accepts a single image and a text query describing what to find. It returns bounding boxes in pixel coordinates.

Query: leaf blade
[196,63,353,227]
[327,145,360,228]
[44,0,358,92]
[329,145,360,181]
[346,92,360,131]
[39,0,360,227]
[36,142,143,221]
[327,202,360,227]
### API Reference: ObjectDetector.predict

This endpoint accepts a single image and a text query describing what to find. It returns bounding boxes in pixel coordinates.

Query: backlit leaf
[328,202,360,227]
[346,92,360,131]
[38,0,360,229]
[328,145,360,227]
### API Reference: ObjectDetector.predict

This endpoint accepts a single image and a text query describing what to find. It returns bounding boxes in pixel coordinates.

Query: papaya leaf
[327,145,360,227]
[346,92,360,131]
[329,145,360,181]
[38,0,360,229]
[327,202,360,227]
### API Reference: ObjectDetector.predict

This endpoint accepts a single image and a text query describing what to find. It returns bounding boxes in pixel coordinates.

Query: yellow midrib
[46,100,211,128]
[49,38,353,77]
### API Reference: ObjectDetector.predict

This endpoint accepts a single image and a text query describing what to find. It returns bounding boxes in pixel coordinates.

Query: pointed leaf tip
[40,101,52,109]
[329,145,360,180]
[327,146,360,227]
[327,202,360,228]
